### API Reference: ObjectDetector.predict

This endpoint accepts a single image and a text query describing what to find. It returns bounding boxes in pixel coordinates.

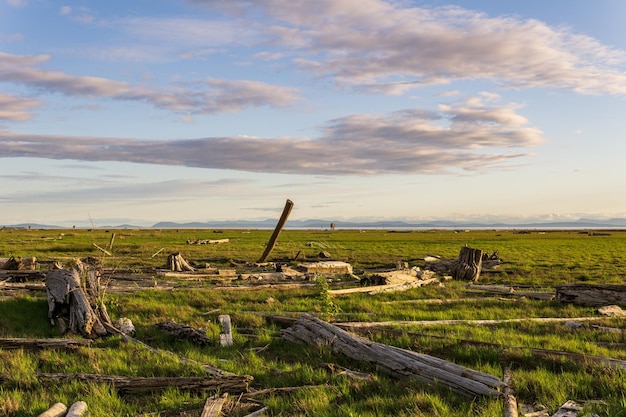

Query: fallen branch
[0,338,92,350]
[283,314,504,397]
[36,373,253,394]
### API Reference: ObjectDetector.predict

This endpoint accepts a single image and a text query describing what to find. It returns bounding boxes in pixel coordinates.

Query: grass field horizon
[1,228,625,416]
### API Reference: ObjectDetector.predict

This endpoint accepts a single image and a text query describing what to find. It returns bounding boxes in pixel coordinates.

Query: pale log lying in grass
[37,402,67,417]
[337,316,609,328]
[36,373,253,394]
[283,314,504,398]
[201,393,228,417]
[66,401,88,417]
[503,367,518,417]
[329,278,439,295]
[550,400,581,417]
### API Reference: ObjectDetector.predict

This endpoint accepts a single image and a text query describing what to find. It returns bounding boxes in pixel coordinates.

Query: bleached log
[166,252,195,272]
[283,314,504,397]
[337,316,608,328]
[66,401,88,417]
[36,373,253,394]
[201,393,228,417]
[329,278,439,296]
[37,402,67,417]
[503,367,518,417]
[243,407,269,417]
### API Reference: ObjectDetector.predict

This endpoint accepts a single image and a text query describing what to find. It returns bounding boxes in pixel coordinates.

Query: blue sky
[1,0,626,227]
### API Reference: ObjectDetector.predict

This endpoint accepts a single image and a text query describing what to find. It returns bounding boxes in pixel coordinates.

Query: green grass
[1,228,626,415]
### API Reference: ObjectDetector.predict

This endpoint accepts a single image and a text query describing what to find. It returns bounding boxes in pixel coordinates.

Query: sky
[1,0,626,227]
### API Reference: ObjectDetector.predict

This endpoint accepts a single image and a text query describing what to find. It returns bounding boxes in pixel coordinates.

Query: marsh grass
[1,228,626,415]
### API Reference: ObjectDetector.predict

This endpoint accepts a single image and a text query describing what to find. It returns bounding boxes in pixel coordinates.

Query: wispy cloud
[0,52,301,114]
[0,94,543,175]
[0,93,41,121]
[194,0,626,95]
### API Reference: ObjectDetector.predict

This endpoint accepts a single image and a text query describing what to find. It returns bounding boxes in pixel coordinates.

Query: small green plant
[315,274,341,320]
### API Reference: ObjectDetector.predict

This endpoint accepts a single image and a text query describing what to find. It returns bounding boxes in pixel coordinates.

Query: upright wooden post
[258,199,294,263]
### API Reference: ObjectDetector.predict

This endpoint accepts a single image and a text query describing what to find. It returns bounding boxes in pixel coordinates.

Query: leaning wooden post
[258,199,294,263]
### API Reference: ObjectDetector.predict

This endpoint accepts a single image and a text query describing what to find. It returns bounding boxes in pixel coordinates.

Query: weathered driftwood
[298,261,353,275]
[360,267,433,286]
[329,277,440,296]
[258,199,294,263]
[503,367,519,417]
[45,267,109,337]
[597,305,626,317]
[337,316,608,329]
[337,323,626,370]
[282,314,504,397]
[2,255,37,270]
[0,337,92,350]
[550,400,581,417]
[37,402,67,417]
[465,284,555,301]
[37,373,253,394]
[188,239,230,245]
[201,393,228,417]
[556,284,626,306]
[166,252,195,272]
[243,407,269,417]
[219,315,233,347]
[156,320,212,346]
[451,246,483,281]
[66,401,88,417]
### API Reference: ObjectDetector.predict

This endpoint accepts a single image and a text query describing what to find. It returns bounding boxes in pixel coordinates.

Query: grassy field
[1,227,625,416]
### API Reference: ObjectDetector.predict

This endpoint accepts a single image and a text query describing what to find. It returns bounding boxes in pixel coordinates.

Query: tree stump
[44,261,111,338]
[451,246,483,281]
[167,252,195,272]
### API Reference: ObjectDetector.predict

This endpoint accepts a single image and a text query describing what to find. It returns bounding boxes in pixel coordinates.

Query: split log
[258,199,294,263]
[156,320,212,346]
[66,401,88,417]
[451,246,483,281]
[0,337,92,350]
[37,402,67,417]
[166,252,195,272]
[282,314,504,397]
[36,373,253,394]
[201,393,228,417]
[556,284,626,306]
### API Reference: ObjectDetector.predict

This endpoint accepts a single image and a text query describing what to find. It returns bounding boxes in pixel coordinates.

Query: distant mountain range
[5,218,626,229]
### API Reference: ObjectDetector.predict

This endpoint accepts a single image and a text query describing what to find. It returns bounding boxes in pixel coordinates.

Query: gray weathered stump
[452,246,483,281]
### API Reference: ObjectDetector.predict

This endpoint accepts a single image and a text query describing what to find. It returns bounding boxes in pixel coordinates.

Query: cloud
[194,0,626,95]
[0,95,543,175]
[0,32,24,42]
[0,52,300,114]
[59,6,95,24]
[0,93,41,121]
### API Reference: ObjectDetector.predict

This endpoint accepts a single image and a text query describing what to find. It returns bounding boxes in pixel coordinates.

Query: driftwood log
[37,402,68,417]
[0,338,92,350]
[156,320,212,345]
[556,284,626,306]
[44,263,112,338]
[66,401,88,417]
[282,314,504,397]
[201,393,228,417]
[36,373,253,394]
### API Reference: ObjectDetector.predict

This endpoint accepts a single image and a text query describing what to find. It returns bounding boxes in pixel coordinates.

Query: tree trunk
[451,246,483,281]
[282,314,504,397]
[556,284,626,306]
